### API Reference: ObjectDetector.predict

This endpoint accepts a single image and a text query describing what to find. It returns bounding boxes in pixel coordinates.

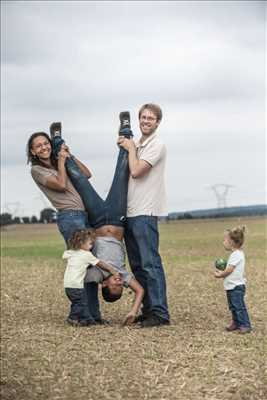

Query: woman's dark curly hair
[26,132,57,168]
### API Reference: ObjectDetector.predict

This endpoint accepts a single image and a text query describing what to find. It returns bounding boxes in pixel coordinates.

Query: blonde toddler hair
[226,226,246,248]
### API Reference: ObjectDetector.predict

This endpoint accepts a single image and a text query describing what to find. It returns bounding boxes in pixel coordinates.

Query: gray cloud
[1,0,266,216]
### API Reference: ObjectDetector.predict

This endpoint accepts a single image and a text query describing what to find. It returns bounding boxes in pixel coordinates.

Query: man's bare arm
[123,278,144,325]
[117,137,151,178]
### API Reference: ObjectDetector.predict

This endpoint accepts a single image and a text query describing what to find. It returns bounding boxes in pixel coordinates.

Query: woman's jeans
[124,215,170,322]
[57,209,89,245]
[226,285,251,328]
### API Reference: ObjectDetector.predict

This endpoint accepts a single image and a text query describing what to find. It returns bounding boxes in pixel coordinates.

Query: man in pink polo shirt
[118,103,170,327]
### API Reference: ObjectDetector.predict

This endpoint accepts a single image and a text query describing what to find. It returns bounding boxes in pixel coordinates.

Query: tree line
[0,208,56,226]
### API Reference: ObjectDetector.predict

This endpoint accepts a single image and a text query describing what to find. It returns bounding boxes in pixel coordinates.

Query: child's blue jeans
[226,285,251,328]
[65,288,95,323]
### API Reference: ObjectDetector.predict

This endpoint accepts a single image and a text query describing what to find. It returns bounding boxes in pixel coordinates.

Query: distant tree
[13,217,21,224]
[0,213,13,226]
[22,217,30,224]
[40,208,56,223]
[184,213,193,219]
[31,216,38,224]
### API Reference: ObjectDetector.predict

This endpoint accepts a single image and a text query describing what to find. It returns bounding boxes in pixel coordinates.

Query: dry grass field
[1,217,266,400]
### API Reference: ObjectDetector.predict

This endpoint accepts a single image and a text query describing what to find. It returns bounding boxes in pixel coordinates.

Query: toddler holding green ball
[214,226,252,334]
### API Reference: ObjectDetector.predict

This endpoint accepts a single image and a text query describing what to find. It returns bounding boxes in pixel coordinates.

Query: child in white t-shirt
[63,229,118,326]
[214,226,252,334]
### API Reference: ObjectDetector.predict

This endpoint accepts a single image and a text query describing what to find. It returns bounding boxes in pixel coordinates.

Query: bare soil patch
[1,218,266,399]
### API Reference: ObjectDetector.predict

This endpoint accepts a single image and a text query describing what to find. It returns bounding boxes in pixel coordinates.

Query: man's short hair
[138,103,163,122]
[102,287,122,303]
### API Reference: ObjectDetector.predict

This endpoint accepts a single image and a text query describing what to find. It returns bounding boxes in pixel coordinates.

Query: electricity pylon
[207,184,235,209]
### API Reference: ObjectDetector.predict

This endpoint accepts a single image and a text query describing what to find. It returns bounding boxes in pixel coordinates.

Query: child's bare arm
[214,264,235,278]
[123,278,144,325]
[96,260,119,276]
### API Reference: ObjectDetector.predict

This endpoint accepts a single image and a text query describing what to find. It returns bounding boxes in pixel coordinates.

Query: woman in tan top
[27,131,92,244]
[27,115,144,326]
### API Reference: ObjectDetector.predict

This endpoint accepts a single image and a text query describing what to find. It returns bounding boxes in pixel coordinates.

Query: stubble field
[1,217,266,400]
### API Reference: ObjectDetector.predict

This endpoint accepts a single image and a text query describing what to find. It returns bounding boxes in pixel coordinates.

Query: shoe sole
[141,321,170,328]
[237,329,252,334]
[50,122,62,139]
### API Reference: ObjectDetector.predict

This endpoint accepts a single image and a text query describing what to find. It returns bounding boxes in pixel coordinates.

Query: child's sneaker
[237,326,252,334]
[225,321,238,332]
[66,318,79,327]
[119,111,133,138]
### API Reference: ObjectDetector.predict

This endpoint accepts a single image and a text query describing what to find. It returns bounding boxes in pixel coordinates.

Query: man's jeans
[52,136,129,229]
[226,285,251,328]
[124,215,170,321]
[57,209,89,245]
[84,282,101,321]
[65,288,95,322]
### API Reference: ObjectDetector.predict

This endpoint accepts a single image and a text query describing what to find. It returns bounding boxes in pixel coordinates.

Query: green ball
[214,258,227,271]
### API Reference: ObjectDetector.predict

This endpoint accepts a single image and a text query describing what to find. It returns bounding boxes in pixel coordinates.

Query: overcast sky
[1,0,266,217]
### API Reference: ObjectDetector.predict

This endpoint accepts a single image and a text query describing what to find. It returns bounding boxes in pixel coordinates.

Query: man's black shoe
[133,314,147,323]
[50,122,62,139]
[119,111,133,137]
[49,121,64,159]
[79,319,97,327]
[94,318,111,325]
[141,314,170,328]
[119,111,131,130]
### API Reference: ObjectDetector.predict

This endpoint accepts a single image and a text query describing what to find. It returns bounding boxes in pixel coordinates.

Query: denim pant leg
[105,147,129,226]
[52,136,65,159]
[124,222,151,316]
[125,216,170,321]
[84,282,101,321]
[64,157,106,228]
[65,288,94,322]
[51,136,105,227]
[226,290,237,324]
[230,285,251,328]
[57,210,89,245]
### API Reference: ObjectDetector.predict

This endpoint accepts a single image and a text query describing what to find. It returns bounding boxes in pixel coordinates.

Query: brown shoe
[238,326,252,334]
[225,321,238,332]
